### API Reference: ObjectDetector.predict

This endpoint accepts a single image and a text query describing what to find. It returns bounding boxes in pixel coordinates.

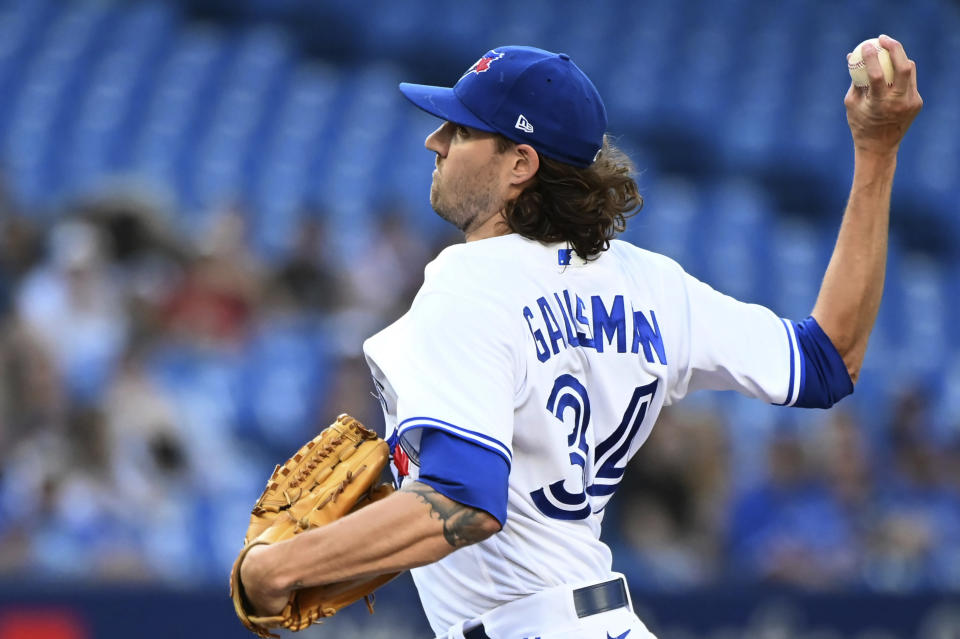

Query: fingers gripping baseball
[845,35,923,156]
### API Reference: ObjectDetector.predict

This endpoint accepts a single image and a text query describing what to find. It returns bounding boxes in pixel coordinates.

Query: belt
[462,578,629,639]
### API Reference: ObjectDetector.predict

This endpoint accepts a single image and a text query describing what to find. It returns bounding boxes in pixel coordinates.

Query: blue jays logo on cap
[398,46,607,168]
[462,51,504,78]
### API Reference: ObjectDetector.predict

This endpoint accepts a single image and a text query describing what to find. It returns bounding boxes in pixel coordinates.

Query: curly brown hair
[497,135,642,260]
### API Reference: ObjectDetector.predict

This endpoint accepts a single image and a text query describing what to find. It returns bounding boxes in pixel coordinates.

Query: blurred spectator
[865,389,960,590]
[14,221,128,404]
[0,213,42,317]
[726,424,859,589]
[100,345,202,582]
[273,214,343,314]
[237,282,337,449]
[819,411,874,517]
[76,191,187,345]
[163,209,262,348]
[0,318,65,450]
[339,209,430,330]
[616,407,729,588]
[0,398,147,580]
[103,345,189,512]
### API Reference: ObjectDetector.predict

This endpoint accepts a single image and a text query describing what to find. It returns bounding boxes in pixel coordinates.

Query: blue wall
[1,577,958,638]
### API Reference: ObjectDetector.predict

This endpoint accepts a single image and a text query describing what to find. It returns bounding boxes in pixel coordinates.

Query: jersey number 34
[530,374,659,520]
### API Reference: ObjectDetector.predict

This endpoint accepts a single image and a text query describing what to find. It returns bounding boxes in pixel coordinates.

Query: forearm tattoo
[402,482,494,548]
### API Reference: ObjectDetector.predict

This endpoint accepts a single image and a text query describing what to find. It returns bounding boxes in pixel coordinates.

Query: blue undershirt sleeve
[415,428,510,527]
[792,316,854,408]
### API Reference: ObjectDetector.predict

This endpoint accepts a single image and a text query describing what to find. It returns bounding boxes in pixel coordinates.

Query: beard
[429,164,502,234]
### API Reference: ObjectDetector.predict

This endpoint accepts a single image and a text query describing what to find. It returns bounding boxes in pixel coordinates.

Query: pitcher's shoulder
[608,239,685,274]
[423,235,542,288]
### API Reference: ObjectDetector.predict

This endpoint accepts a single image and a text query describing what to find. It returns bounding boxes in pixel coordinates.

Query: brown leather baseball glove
[229,414,399,637]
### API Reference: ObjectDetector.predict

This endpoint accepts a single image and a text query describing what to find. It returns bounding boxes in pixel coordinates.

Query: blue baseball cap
[399,46,607,168]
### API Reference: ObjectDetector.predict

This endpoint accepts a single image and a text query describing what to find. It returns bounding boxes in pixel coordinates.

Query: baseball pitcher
[235,40,922,638]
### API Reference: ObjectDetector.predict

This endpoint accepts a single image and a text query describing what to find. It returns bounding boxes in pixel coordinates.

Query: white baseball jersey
[362,234,803,634]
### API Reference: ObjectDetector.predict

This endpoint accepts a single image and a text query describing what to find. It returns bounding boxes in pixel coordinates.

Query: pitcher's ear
[510,143,540,185]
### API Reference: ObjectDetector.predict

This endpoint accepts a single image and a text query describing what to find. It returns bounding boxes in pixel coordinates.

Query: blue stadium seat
[236,316,335,448]
[249,63,340,258]
[62,6,173,199]
[131,24,229,223]
[0,0,55,136]
[768,216,826,321]
[190,26,293,215]
[2,2,107,208]
[698,177,773,304]
[384,107,447,236]
[308,64,404,245]
[624,174,702,275]
[895,255,949,377]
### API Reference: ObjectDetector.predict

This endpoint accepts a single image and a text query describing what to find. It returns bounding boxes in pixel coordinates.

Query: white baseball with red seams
[848,37,895,88]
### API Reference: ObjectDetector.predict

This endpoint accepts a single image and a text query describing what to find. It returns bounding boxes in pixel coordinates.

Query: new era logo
[515,114,534,133]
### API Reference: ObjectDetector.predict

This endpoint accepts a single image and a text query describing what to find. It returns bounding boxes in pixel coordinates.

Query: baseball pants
[436,574,657,639]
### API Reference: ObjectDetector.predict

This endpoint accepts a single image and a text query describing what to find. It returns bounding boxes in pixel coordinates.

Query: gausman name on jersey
[522,290,667,365]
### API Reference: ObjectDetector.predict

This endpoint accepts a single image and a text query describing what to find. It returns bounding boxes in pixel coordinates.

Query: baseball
[848,37,894,87]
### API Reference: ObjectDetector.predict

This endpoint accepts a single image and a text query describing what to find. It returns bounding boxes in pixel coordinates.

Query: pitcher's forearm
[252,482,500,593]
[812,34,922,382]
[812,150,897,381]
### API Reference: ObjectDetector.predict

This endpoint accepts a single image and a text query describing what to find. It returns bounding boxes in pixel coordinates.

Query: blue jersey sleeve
[415,428,510,526]
[791,316,854,408]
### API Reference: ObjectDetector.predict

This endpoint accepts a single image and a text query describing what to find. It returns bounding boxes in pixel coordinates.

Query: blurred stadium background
[0,0,958,637]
